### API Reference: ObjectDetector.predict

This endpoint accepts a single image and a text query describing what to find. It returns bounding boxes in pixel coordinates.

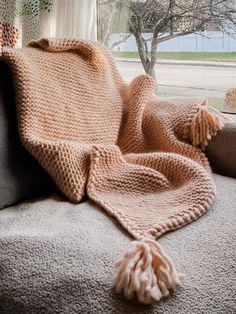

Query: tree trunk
[134,32,157,87]
[134,32,149,74]
[148,35,158,86]
[146,65,157,83]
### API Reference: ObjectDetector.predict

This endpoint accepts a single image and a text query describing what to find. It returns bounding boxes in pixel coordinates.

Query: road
[116,61,236,99]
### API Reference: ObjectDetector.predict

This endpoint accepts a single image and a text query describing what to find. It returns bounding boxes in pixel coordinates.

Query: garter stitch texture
[2,38,216,241]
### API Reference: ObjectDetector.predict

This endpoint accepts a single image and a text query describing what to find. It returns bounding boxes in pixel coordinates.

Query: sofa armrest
[206,121,236,178]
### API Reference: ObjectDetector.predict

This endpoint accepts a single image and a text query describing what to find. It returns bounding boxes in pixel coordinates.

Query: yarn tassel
[190,105,231,150]
[113,239,184,304]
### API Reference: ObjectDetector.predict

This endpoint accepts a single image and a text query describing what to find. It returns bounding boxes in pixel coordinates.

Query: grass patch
[207,97,224,111]
[158,93,224,111]
[112,51,236,62]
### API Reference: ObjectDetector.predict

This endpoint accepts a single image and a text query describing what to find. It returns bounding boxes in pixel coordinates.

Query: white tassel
[113,239,184,304]
[190,105,232,150]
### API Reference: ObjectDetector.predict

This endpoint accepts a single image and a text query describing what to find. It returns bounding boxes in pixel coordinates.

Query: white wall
[109,32,236,52]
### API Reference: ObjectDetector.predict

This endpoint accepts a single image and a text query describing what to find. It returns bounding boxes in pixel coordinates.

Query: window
[98,0,236,114]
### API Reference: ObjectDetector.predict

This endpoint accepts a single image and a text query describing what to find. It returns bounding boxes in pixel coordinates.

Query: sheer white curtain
[0,0,97,51]
[40,0,97,41]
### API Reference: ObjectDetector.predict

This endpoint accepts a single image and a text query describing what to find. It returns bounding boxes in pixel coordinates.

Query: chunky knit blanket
[2,38,229,304]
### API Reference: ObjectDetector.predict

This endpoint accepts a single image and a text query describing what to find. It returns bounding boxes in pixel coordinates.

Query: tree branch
[110,33,132,50]
[102,0,119,44]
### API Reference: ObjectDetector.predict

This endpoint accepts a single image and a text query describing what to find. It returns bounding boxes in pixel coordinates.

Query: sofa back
[0,60,53,209]
[206,121,236,178]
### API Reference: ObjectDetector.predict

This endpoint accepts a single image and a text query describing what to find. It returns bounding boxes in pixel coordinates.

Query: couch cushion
[0,174,235,314]
[0,60,54,209]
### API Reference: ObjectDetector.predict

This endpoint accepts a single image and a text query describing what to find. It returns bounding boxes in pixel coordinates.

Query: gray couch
[0,60,235,314]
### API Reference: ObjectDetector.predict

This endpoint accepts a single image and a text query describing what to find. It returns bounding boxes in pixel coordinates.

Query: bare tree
[98,0,236,82]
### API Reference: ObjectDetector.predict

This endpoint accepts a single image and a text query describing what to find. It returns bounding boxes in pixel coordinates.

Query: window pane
[98,0,236,113]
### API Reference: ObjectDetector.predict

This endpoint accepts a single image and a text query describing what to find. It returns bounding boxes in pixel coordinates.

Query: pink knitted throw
[2,38,228,304]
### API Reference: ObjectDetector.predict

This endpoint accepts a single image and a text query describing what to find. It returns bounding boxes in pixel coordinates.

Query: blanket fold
[2,38,229,304]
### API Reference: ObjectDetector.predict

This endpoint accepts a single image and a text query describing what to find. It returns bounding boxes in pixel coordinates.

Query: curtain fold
[0,0,97,51]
